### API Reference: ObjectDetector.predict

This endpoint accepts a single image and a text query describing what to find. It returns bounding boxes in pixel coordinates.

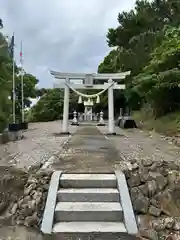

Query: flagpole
[20,41,24,122]
[12,33,16,123]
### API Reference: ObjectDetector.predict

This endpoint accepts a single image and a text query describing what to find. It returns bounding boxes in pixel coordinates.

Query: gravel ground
[0,121,77,170]
[98,125,180,167]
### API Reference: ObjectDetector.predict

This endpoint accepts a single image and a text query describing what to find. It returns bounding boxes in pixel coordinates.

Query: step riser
[58,192,119,202]
[60,179,116,188]
[54,233,136,240]
[55,211,123,222]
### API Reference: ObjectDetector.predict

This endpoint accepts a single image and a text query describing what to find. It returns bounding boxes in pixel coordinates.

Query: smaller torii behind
[51,71,131,134]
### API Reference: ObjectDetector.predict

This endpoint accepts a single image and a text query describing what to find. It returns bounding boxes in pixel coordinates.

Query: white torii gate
[51,71,131,134]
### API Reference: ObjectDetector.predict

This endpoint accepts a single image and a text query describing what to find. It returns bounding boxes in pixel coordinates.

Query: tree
[98,0,180,113]
[0,22,12,130]
[14,73,39,120]
[31,89,64,122]
[0,19,3,28]
[98,50,118,73]
[35,88,49,97]
[133,26,180,117]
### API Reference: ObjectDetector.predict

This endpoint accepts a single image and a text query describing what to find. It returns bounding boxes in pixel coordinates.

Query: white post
[120,108,123,117]
[108,78,115,134]
[12,59,16,123]
[20,41,24,122]
[84,106,88,121]
[90,107,93,121]
[21,72,24,122]
[62,78,70,133]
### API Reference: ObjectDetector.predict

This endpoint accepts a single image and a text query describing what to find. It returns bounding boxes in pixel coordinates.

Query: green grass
[133,110,180,136]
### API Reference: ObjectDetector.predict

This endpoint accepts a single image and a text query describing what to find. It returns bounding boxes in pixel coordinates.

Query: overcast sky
[0,0,135,89]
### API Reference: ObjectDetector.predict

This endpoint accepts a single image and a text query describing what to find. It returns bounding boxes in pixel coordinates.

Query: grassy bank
[133,110,180,136]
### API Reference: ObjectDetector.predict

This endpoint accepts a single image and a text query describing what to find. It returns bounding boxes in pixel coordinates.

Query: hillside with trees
[98,0,180,134]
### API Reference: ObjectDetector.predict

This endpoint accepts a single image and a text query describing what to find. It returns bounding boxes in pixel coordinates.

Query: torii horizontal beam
[51,71,131,81]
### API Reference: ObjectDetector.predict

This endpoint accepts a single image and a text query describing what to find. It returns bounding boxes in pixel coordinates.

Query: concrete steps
[41,171,138,239]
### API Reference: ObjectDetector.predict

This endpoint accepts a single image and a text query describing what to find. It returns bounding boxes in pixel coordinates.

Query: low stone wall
[0,167,52,229]
[10,170,51,228]
[124,159,180,239]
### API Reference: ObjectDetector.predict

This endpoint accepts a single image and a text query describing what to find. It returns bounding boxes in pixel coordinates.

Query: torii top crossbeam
[51,70,131,81]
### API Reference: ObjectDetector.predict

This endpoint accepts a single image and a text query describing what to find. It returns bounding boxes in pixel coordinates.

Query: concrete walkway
[52,126,121,172]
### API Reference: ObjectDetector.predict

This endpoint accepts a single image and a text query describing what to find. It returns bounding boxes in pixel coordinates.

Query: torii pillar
[62,78,70,134]
[108,78,115,134]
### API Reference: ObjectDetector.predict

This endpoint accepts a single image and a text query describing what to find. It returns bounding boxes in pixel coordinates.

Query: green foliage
[98,0,180,118]
[133,26,180,116]
[133,109,180,136]
[31,89,64,122]
[15,73,38,119]
[35,88,49,97]
[0,28,13,130]
[98,50,117,73]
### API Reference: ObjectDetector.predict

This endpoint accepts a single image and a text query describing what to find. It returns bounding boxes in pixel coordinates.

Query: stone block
[120,117,137,129]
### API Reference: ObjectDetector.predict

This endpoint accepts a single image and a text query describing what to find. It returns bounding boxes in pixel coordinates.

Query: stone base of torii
[51,71,131,135]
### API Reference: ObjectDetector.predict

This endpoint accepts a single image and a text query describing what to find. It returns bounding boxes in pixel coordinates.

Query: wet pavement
[52,126,121,172]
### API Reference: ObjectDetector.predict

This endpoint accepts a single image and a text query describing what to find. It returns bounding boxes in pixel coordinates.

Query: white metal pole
[12,56,16,123]
[21,71,24,122]
[20,41,24,122]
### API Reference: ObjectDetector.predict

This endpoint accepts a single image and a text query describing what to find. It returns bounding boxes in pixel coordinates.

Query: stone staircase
[41,171,138,239]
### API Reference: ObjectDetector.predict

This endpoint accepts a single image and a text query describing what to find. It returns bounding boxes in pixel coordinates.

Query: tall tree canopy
[98,0,180,116]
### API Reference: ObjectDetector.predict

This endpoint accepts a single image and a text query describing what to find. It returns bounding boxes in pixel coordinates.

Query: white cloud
[0,0,135,88]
